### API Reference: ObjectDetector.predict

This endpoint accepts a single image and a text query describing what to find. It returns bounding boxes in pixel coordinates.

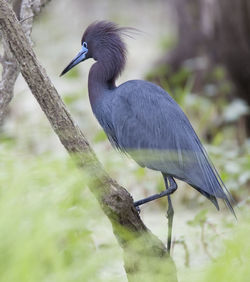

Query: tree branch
[0,0,51,125]
[0,1,177,281]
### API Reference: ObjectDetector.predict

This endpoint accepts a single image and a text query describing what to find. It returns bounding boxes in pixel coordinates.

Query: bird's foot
[135,205,141,213]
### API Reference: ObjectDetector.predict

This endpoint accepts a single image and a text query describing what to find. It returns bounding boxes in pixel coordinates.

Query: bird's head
[60,21,129,76]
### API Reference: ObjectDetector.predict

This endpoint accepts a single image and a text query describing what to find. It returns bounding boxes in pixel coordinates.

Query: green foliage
[204,223,250,282]
[207,144,250,193]
[63,91,82,105]
[0,143,249,282]
[159,35,177,51]
[146,65,192,104]
[63,67,80,80]
[134,167,146,181]
[0,146,123,282]
[94,130,107,143]
[185,212,250,282]
[212,66,225,81]
[187,209,208,227]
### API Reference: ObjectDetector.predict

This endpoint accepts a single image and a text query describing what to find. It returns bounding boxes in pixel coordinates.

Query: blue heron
[61,21,235,252]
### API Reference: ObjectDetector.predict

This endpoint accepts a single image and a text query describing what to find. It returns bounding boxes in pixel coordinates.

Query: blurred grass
[0,145,125,282]
[203,218,250,282]
[183,210,250,282]
[0,145,249,281]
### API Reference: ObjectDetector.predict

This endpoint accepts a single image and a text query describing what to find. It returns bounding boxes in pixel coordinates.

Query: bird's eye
[83,42,87,48]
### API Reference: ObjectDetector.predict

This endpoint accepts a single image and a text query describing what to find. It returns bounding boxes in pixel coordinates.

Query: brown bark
[0,1,177,280]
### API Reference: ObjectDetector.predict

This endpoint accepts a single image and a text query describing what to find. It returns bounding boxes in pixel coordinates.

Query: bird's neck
[88,52,125,107]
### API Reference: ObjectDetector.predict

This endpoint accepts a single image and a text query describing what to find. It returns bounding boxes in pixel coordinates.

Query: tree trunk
[0,1,177,281]
[214,0,250,136]
[158,0,250,137]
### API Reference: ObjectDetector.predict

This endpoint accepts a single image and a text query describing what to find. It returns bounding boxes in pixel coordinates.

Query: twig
[173,238,190,267]
[201,222,215,261]
[19,15,33,23]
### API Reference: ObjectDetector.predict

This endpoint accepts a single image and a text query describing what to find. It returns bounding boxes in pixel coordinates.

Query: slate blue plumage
[61,21,235,251]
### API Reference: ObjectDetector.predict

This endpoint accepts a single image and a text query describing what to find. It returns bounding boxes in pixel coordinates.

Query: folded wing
[110,81,234,212]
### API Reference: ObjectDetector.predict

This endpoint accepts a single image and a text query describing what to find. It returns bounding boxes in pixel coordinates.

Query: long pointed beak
[60,45,88,76]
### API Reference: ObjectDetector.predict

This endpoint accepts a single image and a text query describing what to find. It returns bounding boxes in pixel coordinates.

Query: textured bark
[0,1,177,281]
[0,0,51,125]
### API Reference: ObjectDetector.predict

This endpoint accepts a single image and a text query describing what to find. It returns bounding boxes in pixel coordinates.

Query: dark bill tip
[60,46,88,77]
[60,64,73,76]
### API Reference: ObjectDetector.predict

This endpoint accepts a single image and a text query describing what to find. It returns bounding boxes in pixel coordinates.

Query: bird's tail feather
[193,136,236,217]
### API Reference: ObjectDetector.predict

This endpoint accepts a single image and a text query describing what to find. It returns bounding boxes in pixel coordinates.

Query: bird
[61,21,235,252]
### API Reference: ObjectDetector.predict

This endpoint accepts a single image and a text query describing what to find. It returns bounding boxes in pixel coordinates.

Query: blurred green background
[0,0,249,281]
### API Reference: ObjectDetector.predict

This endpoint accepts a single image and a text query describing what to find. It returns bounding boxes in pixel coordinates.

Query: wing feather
[109,81,234,211]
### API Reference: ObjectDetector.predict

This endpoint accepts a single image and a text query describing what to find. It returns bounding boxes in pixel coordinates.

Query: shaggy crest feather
[81,21,132,84]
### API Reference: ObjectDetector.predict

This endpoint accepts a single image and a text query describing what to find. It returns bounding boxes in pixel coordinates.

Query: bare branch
[0,40,19,124]
[20,0,51,44]
[0,0,51,125]
[0,1,177,280]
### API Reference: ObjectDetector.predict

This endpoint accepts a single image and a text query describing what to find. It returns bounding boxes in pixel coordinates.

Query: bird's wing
[110,82,233,211]
[111,83,199,173]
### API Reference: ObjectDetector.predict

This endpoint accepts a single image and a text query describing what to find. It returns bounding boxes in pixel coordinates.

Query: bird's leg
[133,181,177,207]
[133,175,177,250]
[167,195,173,252]
[164,176,176,253]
